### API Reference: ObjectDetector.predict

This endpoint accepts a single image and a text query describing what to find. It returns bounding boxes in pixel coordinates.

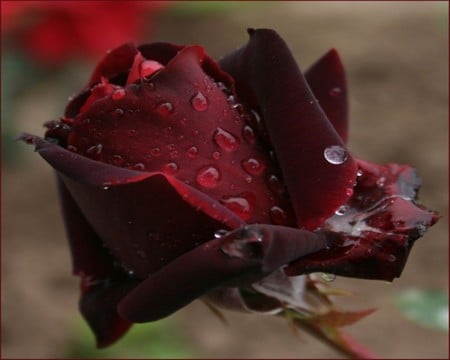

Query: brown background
[2,1,448,358]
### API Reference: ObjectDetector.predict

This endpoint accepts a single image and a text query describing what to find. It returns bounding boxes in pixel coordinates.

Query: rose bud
[21,28,438,352]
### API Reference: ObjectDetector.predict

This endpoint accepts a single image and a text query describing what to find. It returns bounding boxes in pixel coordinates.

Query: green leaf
[395,288,449,332]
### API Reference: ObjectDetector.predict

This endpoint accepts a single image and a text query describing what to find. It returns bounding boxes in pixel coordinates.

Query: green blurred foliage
[66,317,196,358]
[395,288,449,332]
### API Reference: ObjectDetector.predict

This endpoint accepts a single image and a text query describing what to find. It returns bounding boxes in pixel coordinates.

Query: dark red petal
[88,43,138,86]
[25,135,246,278]
[219,29,358,230]
[285,159,439,281]
[118,224,327,322]
[305,49,349,143]
[79,279,138,348]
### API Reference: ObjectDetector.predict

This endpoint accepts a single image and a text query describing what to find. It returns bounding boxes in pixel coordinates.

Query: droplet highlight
[112,88,126,100]
[214,128,239,151]
[269,206,288,225]
[324,145,348,165]
[156,101,174,117]
[241,158,265,175]
[196,166,221,188]
[220,194,253,220]
[191,91,208,111]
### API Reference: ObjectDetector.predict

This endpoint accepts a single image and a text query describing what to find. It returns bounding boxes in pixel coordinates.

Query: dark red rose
[22,29,438,350]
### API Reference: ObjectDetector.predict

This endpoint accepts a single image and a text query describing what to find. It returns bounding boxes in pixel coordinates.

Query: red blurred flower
[1,0,169,66]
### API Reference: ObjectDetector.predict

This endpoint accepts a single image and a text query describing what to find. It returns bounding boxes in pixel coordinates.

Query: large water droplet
[163,162,178,175]
[321,273,336,282]
[214,127,239,151]
[156,101,174,117]
[324,145,348,165]
[241,158,265,175]
[187,146,198,158]
[196,166,221,188]
[191,91,208,111]
[269,206,288,225]
[267,174,285,194]
[220,194,252,220]
[112,88,126,100]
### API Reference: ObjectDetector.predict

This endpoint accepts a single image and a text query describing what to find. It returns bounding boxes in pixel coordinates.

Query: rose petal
[79,278,138,348]
[305,49,349,143]
[24,135,246,278]
[219,28,358,230]
[285,159,439,280]
[118,224,327,322]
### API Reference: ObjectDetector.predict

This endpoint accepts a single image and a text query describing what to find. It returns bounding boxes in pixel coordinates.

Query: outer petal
[305,49,349,143]
[118,224,328,322]
[219,29,358,230]
[286,159,439,281]
[25,135,244,278]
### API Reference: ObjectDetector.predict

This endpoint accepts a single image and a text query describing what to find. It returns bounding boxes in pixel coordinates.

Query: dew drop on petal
[112,88,126,100]
[133,163,146,171]
[212,151,221,160]
[388,254,397,262]
[163,162,178,175]
[214,127,239,151]
[220,194,252,220]
[321,273,336,282]
[150,147,161,157]
[324,145,348,165]
[155,101,174,117]
[328,87,342,97]
[187,146,198,158]
[214,229,229,238]
[86,143,103,155]
[267,174,285,194]
[67,145,78,153]
[112,154,124,166]
[357,169,364,177]
[190,91,208,111]
[113,108,125,118]
[269,206,288,225]
[196,166,221,188]
[242,125,256,144]
[241,158,265,175]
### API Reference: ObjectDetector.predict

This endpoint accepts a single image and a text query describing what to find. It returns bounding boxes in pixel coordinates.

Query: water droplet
[191,91,208,111]
[113,108,124,118]
[169,150,179,158]
[226,95,236,104]
[269,206,288,225]
[335,204,349,216]
[128,270,135,276]
[86,144,103,156]
[187,146,198,158]
[112,88,126,100]
[102,186,110,190]
[244,176,253,184]
[376,176,386,187]
[220,194,252,220]
[67,145,78,153]
[155,101,174,117]
[321,273,336,282]
[192,129,200,136]
[328,87,342,97]
[112,154,124,165]
[163,162,178,175]
[150,147,161,156]
[357,169,364,177]
[214,229,229,238]
[128,129,137,137]
[241,158,265,175]
[267,174,285,194]
[324,145,348,165]
[346,188,354,197]
[133,163,145,170]
[220,226,263,259]
[388,254,397,262]
[212,151,221,160]
[242,125,256,144]
[196,166,221,188]
[214,127,239,151]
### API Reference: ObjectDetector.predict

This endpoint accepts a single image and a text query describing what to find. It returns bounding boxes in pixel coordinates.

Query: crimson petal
[118,224,327,322]
[23,134,244,278]
[219,29,358,230]
[305,49,349,143]
[286,159,439,281]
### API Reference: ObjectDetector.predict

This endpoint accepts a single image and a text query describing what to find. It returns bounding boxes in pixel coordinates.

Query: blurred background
[1,1,448,358]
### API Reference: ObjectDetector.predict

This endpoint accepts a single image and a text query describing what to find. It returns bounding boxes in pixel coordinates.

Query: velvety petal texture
[21,28,438,351]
